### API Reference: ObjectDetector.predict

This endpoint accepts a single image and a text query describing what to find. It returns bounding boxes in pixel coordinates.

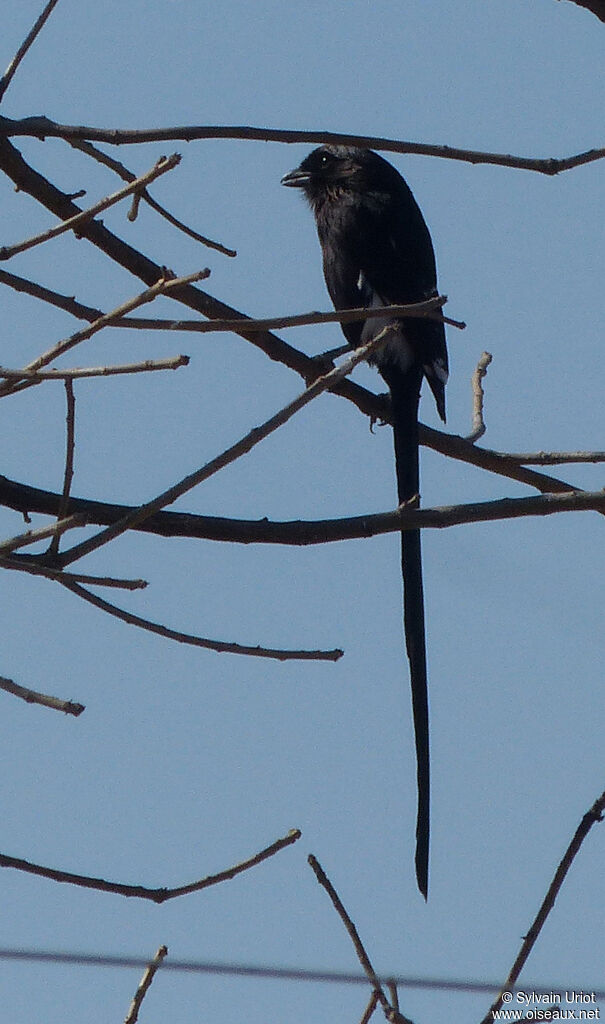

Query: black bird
[281,146,448,898]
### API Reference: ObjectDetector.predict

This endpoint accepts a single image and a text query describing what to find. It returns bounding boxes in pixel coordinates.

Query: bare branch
[498,449,605,466]
[57,576,343,662]
[0,1,62,103]
[124,945,168,1024]
[308,855,415,1024]
[480,788,605,1024]
[465,351,492,442]
[0,270,208,399]
[4,480,605,547]
[68,138,237,256]
[359,991,380,1024]
[0,154,181,261]
[47,380,75,560]
[0,514,83,554]
[55,324,398,569]
[1,117,604,175]
[0,556,147,591]
[0,673,84,716]
[0,828,301,901]
[0,354,189,381]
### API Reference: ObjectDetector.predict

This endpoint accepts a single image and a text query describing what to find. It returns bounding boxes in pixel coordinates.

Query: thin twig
[0,270,208,399]
[0,154,181,261]
[0,354,189,381]
[498,450,605,466]
[47,380,75,559]
[360,991,380,1024]
[308,855,415,1024]
[0,1,62,103]
[56,576,343,662]
[0,674,84,716]
[0,828,301,902]
[55,323,399,569]
[480,789,605,1024]
[68,138,237,256]
[0,514,83,554]
[465,351,492,442]
[1,117,604,176]
[0,556,147,590]
[124,945,168,1024]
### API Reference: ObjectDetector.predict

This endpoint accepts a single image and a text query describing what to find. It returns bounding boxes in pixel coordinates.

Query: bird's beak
[281,167,310,188]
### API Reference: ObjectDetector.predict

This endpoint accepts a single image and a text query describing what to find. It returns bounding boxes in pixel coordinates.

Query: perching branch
[1,116,604,176]
[0,828,302,902]
[480,788,605,1024]
[0,673,84,716]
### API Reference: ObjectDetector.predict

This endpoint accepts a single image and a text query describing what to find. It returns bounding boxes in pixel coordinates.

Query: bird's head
[281,146,394,206]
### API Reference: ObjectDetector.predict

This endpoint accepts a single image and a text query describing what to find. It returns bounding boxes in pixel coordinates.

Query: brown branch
[0,673,84,716]
[3,478,605,547]
[68,138,237,256]
[0,1,62,103]
[359,991,380,1024]
[124,945,168,1024]
[0,514,84,553]
[0,138,587,500]
[54,324,398,569]
[0,556,147,591]
[480,788,605,1024]
[47,380,75,559]
[0,270,208,400]
[498,450,605,466]
[465,351,492,442]
[0,154,181,260]
[0,354,189,381]
[1,117,604,175]
[0,828,301,902]
[57,576,343,662]
[308,855,414,1024]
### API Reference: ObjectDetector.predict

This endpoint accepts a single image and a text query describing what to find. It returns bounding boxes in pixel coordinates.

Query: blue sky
[1,2,604,1022]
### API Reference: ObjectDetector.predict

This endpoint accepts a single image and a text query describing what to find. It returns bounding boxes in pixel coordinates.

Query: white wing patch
[357,269,414,373]
[424,357,449,385]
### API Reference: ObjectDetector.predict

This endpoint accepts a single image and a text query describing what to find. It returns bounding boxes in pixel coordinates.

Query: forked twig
[0,154,181,261]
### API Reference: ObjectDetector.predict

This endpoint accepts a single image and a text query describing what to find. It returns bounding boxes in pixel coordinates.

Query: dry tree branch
[0,674,84,716]
[465,351,492,442]
[0,355,189,381]
[0,828,301,902]
[0,556,147,591]
[0,1,62,103]
[0,154,181,261]
[47,379,75,560]
[68,138,237,256]
[3,480,605,547]
[54,323,399,569]
[1,117,604,176]
[360,991,381,1024]
[0,270,208,399]
[308,855,414,1024]
[123,945,168,1024]
[57,573,343,663]
[0,137,588,500]
[0,514,84,554]
[496,449,605,466]
[480,788,605,1024]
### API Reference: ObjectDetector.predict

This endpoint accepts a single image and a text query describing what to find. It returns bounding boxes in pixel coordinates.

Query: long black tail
[389,368,430,899]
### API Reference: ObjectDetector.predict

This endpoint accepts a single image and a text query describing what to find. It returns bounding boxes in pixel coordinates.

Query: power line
[0,947,602,1001]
